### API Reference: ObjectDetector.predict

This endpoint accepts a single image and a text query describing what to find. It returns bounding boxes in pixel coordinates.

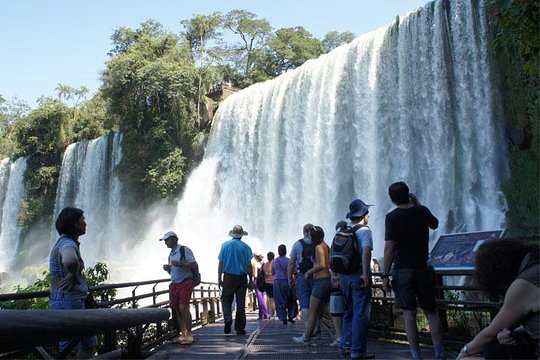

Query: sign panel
[429,230,504,270]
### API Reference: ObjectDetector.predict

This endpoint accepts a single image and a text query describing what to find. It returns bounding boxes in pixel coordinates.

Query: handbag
[84,293,99,309]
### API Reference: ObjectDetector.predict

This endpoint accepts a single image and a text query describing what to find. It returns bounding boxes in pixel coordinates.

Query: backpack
[330,223,365,274]
[180,246,201,286]
[298,239,315,273]
[256,265,265,292]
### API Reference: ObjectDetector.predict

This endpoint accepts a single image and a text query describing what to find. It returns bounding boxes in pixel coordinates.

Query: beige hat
[229,225,248,238]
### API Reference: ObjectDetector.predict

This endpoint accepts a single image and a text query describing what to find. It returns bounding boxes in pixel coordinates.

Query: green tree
[0,96,28,158]
[102,21,199,205]
[263,27,326,76]
[322,31,356,52]
[223,10,273,78]
[181,13,223,128]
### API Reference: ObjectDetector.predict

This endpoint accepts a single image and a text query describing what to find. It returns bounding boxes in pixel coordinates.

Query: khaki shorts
[391,267,437,311]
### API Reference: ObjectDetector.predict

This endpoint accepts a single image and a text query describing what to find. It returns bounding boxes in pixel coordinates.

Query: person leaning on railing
[49,207,97,359]
[456,239,539,360]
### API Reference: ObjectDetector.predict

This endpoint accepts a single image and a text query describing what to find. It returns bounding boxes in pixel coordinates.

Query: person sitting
[456,239,539,359]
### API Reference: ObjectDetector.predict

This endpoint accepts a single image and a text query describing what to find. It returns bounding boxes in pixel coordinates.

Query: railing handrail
[0,279,218,302]
[0,308,170,353]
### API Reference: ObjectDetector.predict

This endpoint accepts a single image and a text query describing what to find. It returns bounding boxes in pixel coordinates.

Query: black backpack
[298,239,315,273]
[256,265,266,292]
[180,246,201,286]
[330,223,365,274]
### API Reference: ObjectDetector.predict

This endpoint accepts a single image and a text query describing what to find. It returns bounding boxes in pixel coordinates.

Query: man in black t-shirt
[382,182,445,360]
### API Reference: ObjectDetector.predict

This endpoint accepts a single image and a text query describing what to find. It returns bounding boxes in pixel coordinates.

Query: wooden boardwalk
[150,313,446,360]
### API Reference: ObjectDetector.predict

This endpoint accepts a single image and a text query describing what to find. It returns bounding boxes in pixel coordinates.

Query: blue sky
[1,0,429,108]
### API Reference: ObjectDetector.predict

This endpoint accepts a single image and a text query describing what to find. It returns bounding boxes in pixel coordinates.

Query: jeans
[49,297,97,352]
[340,272,371,356]
[221,273,248,331]
[296,274,312,309]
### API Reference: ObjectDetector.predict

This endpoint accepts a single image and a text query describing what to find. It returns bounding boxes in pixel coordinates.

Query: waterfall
[0,157,28,272]
[158,0,507,281]
[51,131,125,266]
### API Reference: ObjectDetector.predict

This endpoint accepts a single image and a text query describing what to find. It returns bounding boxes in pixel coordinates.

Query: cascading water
[0,157,28,272]
[149,0,508,282]
[51,131,125,266]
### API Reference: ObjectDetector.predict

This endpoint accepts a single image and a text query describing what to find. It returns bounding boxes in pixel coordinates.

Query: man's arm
[218,261,223,288]
[361,246,372,286]
[382,240,396,291]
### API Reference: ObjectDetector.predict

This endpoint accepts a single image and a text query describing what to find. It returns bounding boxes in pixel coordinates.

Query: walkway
[151,313,447,360]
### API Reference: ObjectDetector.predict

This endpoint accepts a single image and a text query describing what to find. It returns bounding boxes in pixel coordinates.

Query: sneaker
[283,319,288,325]
[292,335,310,346]
[330,338,341,348]
[351,352,375,359]
[236,329,246,335]
[288,317,296,323]
[224,321,232,334]
[340,348,351,357]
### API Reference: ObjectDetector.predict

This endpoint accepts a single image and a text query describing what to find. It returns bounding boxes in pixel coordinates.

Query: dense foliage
[487,0,539,236]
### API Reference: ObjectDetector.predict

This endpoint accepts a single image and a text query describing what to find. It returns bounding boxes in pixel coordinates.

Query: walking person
[273,244,297,324]
[49,207,96,359]
[252,253,269,319]
[218,225,253,335]
[288,223,315,324]
[292,225,332,345]
[263,251,276,320]
[335,200,375,359]
[382,182,445,359]
[160,231,198,345]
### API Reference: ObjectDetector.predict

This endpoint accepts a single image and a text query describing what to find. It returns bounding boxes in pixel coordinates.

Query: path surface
[151,313,449,360]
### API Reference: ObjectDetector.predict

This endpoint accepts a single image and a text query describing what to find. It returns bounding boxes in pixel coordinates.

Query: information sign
[429,230,504,270]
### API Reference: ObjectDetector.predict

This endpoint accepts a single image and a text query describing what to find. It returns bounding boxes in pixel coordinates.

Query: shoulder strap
[180,245,186,260]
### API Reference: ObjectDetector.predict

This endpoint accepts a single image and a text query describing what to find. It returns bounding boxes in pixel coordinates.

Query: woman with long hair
[457,239,539,359]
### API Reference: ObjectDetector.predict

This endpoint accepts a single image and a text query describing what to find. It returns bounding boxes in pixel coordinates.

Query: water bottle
[329,289,345,317]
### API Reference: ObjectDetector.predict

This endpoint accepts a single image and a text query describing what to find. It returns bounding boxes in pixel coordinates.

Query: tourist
[263,251,276,320]
[251,253,268,320]
[330,220,347,348]
[160,231,198,345]
[292,226,332,346]
[337,200,375,359]
[382,182,444,359]
[218,225,253,335]
[456,239,539,360]
[274,244,297,324]
[49,207,96,359]
[288,223,315,324]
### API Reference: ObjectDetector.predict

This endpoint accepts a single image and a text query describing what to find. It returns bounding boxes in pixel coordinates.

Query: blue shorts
[50,298,98,352]
[311,277,332,300]
[296,275,312,309]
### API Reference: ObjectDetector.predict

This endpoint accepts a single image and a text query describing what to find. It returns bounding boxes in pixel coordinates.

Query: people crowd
[50,180,537,360]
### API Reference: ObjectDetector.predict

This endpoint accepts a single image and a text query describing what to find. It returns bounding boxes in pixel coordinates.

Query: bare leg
[332,315,343,339]
[267,297,275,318]
[403,309,420,354]
[178,303,193,340]
[425,309,444,356]
[304,296,322,338]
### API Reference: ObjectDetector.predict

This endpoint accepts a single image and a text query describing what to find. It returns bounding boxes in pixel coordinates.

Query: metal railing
[0,279,223,359]
[368,269,501,348]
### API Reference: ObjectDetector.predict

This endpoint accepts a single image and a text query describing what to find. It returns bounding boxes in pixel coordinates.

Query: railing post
[436,273,449,333]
